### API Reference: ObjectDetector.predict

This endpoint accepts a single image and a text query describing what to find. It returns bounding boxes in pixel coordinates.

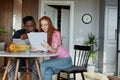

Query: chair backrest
[73,45,91,67]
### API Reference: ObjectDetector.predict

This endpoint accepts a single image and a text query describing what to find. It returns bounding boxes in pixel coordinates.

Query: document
[27,32,47,51]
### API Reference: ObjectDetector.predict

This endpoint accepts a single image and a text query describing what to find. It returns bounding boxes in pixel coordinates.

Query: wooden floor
[55,72,109,80]
[107,76,118,80]
[0,70,117,80]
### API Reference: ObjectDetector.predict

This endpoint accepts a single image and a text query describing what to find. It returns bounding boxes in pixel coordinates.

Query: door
[44,5,58,29]
[104,6,117,74]
[117,0,120,77]
[44,6,70,50]
[61,9,70,50]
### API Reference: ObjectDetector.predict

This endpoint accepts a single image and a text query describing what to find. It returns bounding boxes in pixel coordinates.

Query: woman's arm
[41,31,61,53]
[41,41,57,53]
[48,46,57,53]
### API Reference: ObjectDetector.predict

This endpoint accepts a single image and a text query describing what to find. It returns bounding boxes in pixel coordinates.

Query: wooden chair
[57,45,91,80]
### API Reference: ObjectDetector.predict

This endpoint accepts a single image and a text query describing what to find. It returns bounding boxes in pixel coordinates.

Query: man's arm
[13,31,21,38]
[13,29,27,40]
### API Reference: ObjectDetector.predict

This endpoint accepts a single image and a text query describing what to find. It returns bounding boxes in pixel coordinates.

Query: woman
[39,16,72,80]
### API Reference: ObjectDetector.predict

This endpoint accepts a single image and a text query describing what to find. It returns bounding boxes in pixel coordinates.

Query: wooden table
[0,51,57,80]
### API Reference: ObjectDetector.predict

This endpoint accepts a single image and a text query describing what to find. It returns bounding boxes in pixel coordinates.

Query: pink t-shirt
[49,31,70,58]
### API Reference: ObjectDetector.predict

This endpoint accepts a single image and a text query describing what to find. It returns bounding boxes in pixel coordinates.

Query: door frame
[40,0,74,54]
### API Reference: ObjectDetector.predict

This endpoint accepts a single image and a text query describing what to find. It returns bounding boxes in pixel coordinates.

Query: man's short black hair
[23,16,35,24]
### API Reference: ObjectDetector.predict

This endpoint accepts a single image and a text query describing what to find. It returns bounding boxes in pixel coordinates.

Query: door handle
[115,29,117,40]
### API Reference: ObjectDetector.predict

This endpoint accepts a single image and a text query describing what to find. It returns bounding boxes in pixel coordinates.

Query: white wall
[73,0,99,72]
[73,0,99,45]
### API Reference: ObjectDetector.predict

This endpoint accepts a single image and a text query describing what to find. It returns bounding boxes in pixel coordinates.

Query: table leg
[2,58,12,80]
[14,59,20,80]
[35,59,42,80]
[26,58,30,80]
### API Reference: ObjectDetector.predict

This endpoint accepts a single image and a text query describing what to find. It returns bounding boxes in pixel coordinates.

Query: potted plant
[84,33,98,72]
[0,27,7,51]
[0,27,7,35]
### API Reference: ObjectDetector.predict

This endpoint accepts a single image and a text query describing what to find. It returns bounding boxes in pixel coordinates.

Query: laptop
[12,39,30,45]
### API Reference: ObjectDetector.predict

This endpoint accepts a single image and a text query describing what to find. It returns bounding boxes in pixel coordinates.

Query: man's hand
[20,34,28,40]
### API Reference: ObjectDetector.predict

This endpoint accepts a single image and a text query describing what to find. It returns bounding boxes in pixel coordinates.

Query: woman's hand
[41,40,51,50]
[41,41,57,53]
[30,45,43,53]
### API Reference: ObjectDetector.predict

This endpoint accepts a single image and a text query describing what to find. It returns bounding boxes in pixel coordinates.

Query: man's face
[24,20,36,32]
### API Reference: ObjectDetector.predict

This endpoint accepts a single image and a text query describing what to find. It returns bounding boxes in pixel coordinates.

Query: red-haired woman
[38,16,72,80]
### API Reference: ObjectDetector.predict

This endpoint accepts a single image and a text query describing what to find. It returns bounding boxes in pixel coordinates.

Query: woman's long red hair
[39,16,57,46]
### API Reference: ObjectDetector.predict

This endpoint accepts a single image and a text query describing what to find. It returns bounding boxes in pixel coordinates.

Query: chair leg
[74,73,76,80]
[26,58,30,80]
[67,73,70,80]
[57,72,60,80]
[81,72,85,80]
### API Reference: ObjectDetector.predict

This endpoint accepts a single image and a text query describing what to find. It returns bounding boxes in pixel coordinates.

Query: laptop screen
[12,39,30,45]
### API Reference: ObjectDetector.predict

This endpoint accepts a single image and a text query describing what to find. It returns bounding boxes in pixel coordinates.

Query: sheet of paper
[27,32,47,51]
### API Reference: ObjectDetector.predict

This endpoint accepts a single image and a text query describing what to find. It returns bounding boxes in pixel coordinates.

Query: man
[13,16,38,39]
[8,16,38,80]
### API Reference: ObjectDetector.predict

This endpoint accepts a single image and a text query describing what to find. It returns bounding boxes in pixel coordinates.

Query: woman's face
[41,19,49,32]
